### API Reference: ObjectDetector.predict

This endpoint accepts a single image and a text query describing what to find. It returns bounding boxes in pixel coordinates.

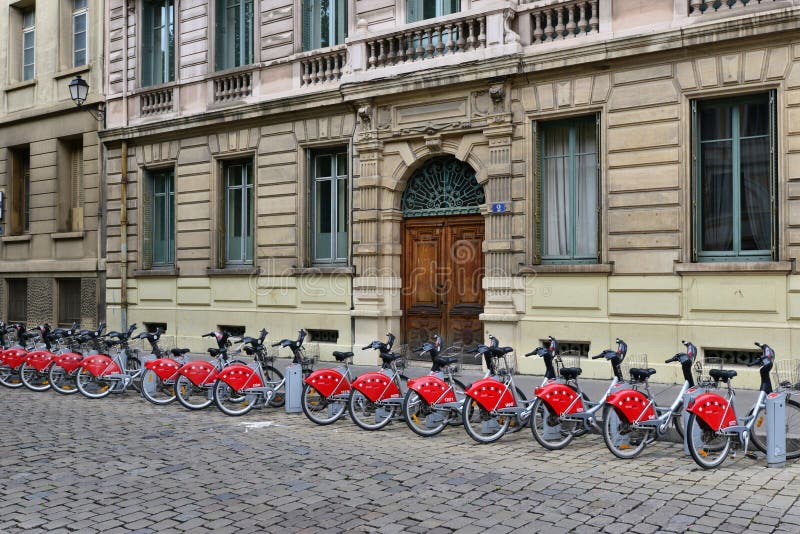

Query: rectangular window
[72,0,88,67]
[215,0,253,71]
[302,0,347,51]
[693,93,776,261]
[70,145,84,231]
[7,279,28,324]
[143,170,175,268]
[142,0,175,86]
[311,151,348,263]
[22,9,35,81]
[537,116,599,263]
[58,279,82,328]
[223,160,254,265]
[9,148,31,236]
[406,0,459,23]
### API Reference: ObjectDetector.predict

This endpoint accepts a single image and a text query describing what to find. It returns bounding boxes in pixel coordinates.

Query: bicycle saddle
[333,351,354,361]
[434,356,459,367]
[380,352,404,362]
[710,369,737,382]
[208,348,224,357]
[630,368,657,381]
[560,367,582,380]
[170,348,191,356]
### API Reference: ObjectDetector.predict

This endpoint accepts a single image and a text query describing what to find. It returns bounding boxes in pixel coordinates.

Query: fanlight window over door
[401,156,484,217]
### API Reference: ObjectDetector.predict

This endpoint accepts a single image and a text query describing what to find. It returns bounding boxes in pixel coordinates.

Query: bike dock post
[284,364,302,414]
[766,392,786,468]
[683,387,703,456]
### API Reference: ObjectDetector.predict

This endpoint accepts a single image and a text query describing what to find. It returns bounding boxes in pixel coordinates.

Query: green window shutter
[142,174,154,270]
[533,122,542,264]
[302,0,314,51]
[70,146,84,232]
[142,2,154,86]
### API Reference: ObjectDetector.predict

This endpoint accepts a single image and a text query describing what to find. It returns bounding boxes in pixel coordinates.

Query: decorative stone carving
[489,85,506,113]
[357,104,372,129]
[503,9,520,44]
[377,106,392,130]
[425,134,443,153]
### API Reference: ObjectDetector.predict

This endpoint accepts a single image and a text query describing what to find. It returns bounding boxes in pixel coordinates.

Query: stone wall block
[27,278,54,327]
[81,278,98,329]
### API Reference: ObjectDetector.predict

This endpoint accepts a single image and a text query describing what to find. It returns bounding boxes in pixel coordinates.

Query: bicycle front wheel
[20,362,51,392]
[750,398,800,460]
[686,413,731,469]
[462,395,510,444]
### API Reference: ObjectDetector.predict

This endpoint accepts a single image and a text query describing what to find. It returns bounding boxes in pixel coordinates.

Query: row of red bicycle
[2,320,799,469]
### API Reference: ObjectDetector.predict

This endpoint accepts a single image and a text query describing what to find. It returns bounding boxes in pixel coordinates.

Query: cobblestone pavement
[1,366,799,534]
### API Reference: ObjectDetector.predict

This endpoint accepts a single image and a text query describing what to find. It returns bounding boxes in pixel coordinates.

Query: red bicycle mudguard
[351,372,401,402]
[24,351,56,372]
[407,375,456,405]
[305,368,350,398]
[686,392,737,432]
[533,381,585,415]
[605,389,656,423]
[465,377,515,412]
[80,355,121,377]
[216,364,263,391]
[176,360,219,387]
[0,349,28,369]
[144,358,182,381]
[53,352,84,373]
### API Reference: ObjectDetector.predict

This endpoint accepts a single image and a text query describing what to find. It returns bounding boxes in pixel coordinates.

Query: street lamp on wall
[69,75,105,124]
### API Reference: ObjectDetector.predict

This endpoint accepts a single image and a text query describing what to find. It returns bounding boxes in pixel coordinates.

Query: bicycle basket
[772,360,800,392]
[621,353,648,382]
[300,342,319,373]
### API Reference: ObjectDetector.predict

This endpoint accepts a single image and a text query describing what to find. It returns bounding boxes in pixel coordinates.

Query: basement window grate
[308,329,339,343]
[704,348,762,367]
[541,340,590,357]
[218,325,246,337]
[144,322,167,333]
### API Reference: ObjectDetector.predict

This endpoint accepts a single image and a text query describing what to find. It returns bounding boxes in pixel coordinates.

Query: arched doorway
[401,156,485,356]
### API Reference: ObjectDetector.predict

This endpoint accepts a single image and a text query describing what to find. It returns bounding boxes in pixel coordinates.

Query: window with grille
[311,150,348,264]
[301,0,347,51]
[704,348,762,367]
[22,9,35,80]
[144,322,167,333]
[7,279,28,324]
[143,169,175,268]
[540,340,590,357]
[214,0,253,71]
[218,325,245,337]
[58,279,82,328]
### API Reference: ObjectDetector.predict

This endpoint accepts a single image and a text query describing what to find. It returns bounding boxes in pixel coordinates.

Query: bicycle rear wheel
[213,380,257,416]
[20,362,51,392]
[301,383,347,425]
[75,368,113,399]
[530,397,577,450]
[750,398,800,460]
[140,369,177,405]
[403,390,447,437]
[49,364,78,395]
[602,405,652,459]
[348,390,394,430]
[462,395,510,444]
[686,413,731,469]
[174,374,212,410]
[0,365,23,388]
[264,366,285,408]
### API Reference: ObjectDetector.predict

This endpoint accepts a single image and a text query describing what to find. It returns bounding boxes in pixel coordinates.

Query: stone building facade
[101,0,800,386]
[0,0,106,329]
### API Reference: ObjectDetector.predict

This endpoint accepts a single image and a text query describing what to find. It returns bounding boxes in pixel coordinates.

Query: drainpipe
[120,141,128,331]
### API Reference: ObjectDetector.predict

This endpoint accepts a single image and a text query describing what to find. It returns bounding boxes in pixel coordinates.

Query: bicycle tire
[750,398,800,460]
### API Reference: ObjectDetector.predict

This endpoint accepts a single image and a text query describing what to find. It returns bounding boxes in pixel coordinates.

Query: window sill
[5,79,36,93]
[0,234,32,243]
[206,266,260,277]
[674,261,793,275]
[290,266,355,276]
[51,231,84,240]
[519,263,612,275]
[132,268,180,278]
[54,65,90,80]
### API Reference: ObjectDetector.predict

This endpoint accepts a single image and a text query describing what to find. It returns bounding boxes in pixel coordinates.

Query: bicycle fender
[144,357,182,381]
[24,350,56,372]
[177,360,219,387]
[0,348,28,369]
[605,389,656,424]
[407,375,456,405]
[533,382,585,415]
[465,377,515,412]
[686,392,737,432]
[305,368,350,398]
[216,364,262,391]
[351,372,400,402]
[80,354,121,377]
[53,352,84,372]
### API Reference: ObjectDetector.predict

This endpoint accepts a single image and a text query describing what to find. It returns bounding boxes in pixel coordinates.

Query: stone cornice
[97,7,800,144]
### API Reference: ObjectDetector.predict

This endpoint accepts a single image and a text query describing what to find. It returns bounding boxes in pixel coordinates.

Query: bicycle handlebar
[591,354,604,360]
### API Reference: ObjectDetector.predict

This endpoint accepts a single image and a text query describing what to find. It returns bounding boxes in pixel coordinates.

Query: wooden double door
[402,215,485,352]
